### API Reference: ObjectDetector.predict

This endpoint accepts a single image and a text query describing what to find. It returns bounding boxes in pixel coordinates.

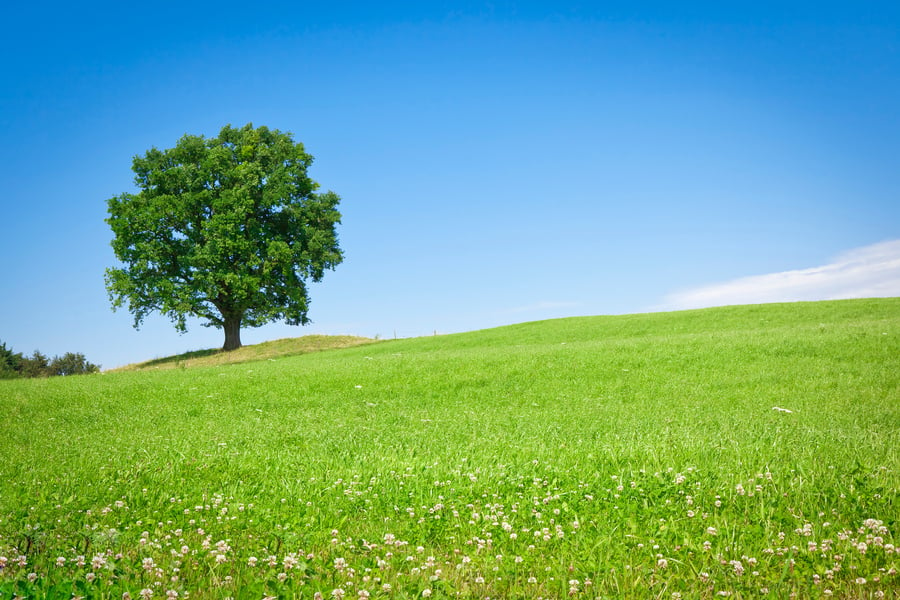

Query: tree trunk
[223,313,243,351]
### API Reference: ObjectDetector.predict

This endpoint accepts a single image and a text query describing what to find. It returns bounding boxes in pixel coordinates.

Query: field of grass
[1,298,898,599]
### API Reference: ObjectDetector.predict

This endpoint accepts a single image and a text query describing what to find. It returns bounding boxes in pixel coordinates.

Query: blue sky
[2,1,898,369]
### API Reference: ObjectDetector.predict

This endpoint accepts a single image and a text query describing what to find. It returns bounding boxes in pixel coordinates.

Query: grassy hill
[112,334,378,371]
[1,298,898,598]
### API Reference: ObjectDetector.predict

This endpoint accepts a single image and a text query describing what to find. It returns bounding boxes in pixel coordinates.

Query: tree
[0,341,22,379]
[105,124,343,351]
[19,350,50,378]
[48,352,100,376]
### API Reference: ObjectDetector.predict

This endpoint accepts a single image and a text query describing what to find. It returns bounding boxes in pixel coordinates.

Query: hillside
[113,334,378,371]
[1,298,897,598]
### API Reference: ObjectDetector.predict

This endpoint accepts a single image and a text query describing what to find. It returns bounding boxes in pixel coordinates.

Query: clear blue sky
[2,1,898,369]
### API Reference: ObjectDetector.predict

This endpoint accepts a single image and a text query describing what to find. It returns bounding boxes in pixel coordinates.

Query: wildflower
[27,572,38,583]
[422,590,432,598]
[332,589,346,599]
[568,579,580,595]
[856,578,867,585]
[248,556,258,567]
[707,527,718,536]
[475,576,485,584]
[142,557,155,571]
[56,556,66,567]
[166,591,179,600]
[382,584,391,592]
[86,573,96,583]
[657,558,668,569]
[140,590,154,600]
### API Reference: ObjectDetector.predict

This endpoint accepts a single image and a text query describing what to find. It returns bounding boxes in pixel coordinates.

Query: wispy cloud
[660,239,900,311]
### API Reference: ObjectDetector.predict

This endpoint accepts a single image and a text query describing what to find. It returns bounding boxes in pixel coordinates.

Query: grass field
[1,299,898,599]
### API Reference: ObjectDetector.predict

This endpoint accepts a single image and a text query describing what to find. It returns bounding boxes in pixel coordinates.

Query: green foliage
[0,341,22,379]
[48,352,100,376]
[18,350,50,378]
[0,343,98,378]
[105,123,343,350]
[0,299,898,598]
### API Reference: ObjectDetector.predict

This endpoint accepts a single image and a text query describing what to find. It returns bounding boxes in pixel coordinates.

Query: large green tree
[106,124,343,351]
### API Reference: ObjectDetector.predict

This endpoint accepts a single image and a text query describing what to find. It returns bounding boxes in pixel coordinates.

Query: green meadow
[1,298,898,599]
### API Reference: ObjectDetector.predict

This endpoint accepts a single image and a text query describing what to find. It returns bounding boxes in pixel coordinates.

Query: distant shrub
[0,341,99,378]
[48,352,100,376]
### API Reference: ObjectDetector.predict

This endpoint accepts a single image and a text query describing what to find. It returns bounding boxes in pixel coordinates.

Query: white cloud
[661,239,900,311]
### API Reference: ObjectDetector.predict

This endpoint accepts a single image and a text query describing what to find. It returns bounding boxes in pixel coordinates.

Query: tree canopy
[105,123,343,351]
